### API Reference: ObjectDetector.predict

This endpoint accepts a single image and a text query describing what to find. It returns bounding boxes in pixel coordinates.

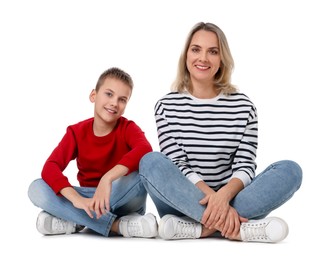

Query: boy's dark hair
[95,67,134,92]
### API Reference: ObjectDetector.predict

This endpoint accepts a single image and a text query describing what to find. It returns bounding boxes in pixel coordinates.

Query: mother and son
[28,22,302,243]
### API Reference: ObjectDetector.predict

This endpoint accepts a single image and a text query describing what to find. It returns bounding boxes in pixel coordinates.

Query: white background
[1,0,330,259]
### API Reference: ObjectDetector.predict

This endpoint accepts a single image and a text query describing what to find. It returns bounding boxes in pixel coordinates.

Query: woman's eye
[191,47,200,53]
[210,49,218,55]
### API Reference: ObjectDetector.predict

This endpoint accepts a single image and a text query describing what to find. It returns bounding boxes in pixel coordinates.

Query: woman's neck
[190,83,219,99]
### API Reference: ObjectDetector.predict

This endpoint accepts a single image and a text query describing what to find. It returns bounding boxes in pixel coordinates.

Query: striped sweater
[154,91,258,191]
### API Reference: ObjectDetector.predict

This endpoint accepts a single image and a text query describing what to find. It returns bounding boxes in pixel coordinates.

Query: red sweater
[41,117,152,194]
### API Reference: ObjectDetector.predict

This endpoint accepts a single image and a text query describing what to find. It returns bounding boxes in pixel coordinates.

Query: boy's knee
[28,178,48,207]
[28,179,41,200]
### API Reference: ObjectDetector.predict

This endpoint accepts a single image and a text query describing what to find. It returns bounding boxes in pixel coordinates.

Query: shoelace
[127,221,143,236]
[53,218,68,233]
[52,218,76,234]
[242,222,268,241]
[174,220,197,238]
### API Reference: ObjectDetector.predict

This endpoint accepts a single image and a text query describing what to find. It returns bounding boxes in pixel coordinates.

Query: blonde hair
[171,22,237,95]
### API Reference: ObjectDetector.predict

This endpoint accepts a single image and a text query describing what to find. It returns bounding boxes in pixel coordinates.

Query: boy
[28,67,157,238]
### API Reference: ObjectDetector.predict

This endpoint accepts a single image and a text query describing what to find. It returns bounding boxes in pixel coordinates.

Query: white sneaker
[158,214,202,240]
[36,211,84,235]
[240,217,289,243]
[119,213,158,238]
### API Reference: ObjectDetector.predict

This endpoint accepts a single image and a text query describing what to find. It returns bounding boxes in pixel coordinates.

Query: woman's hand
[200,192,230,229]
[219,207,248,239]
[199,178,247,237]
[200,193,247,238]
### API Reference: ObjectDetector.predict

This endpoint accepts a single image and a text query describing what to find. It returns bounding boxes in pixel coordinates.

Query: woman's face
[186,30,221,85]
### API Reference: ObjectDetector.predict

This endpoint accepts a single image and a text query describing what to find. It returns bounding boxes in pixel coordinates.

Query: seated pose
[139,22,302,242]
[28,67,157,238]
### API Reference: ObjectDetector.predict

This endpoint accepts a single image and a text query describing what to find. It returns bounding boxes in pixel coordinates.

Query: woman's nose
[199,51,208,62]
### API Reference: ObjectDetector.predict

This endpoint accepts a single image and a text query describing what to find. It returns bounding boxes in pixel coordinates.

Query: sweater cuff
[187,173,203,185]
[230,170,251,187]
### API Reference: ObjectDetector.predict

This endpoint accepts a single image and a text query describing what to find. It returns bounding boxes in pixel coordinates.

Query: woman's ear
[89,89,96,103]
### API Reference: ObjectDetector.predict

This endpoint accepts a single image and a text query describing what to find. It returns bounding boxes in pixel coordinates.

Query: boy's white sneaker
[119,213,158,238]
[36,211,84,235]
[158,214,202,239]
[240,217,289,243]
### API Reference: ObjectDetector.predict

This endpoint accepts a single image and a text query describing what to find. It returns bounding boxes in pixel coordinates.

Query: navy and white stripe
[154,91,258,190]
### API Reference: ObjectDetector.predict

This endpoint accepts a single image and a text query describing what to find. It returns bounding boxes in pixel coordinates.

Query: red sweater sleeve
[41,125,78,194]
[41,117,152,195]
[116,119,153,173]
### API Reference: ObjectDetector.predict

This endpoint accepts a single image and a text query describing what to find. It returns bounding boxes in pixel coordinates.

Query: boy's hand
[72,197,94,218]
[89,177,112,219]
[60,187,95,218]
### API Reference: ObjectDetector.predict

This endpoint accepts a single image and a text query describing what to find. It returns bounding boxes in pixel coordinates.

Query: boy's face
[89,77,132,128]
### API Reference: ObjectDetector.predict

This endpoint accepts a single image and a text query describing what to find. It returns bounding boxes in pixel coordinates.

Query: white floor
[2,1,330,259]
[4,189,327,260]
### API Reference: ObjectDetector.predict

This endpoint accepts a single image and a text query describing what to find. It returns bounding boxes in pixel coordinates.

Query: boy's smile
[90,77,132,136]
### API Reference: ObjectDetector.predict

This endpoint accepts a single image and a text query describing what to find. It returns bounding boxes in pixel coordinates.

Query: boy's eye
[105,92,113,97]
[119,98,127,104]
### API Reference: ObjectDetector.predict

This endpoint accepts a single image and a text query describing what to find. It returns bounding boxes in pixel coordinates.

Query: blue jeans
[139,152,302,221]
[28,171,147,236]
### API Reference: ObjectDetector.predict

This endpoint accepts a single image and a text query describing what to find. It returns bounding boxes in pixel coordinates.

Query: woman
[139,22,302,242]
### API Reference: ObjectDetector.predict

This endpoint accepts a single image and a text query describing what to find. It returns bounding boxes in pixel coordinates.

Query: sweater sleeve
[155,100,202,184]
[117,121,153,174]
[41,127,77,194]
[230,103,258,187]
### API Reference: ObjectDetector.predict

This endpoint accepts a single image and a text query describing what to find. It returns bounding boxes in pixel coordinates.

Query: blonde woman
[139,22,302,243]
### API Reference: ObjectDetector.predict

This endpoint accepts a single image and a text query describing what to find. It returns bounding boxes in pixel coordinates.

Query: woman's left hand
[200,192,247,236]
[200,192,230,229]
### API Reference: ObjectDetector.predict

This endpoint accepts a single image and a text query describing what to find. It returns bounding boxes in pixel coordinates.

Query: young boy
[28,67,157,238]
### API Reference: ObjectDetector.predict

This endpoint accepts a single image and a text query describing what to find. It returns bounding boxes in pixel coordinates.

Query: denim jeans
[28,171,147,236]
[139,151,302,221]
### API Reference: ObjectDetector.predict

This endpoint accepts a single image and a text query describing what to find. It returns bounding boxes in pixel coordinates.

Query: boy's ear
[89,89,96,103]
